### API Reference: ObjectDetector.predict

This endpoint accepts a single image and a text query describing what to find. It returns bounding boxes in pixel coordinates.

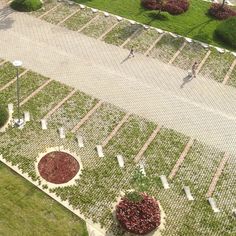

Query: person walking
[191,61,198,78]
[129,47,135,58]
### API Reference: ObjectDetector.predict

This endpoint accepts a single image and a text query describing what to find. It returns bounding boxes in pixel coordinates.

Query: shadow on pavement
[180,75,193,88]
[0,5,14,30]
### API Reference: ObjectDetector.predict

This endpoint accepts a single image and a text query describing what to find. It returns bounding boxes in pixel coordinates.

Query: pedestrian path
[1,3,236,154]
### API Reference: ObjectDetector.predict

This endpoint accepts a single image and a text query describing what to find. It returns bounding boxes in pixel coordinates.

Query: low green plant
[11,0,42,12]
[215,16,236,49]
[0,105,9,128]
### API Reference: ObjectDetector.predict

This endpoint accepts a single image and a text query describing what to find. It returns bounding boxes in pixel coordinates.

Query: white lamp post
[13,60,23,127]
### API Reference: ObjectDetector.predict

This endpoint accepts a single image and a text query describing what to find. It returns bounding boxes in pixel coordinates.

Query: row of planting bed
[29,1,236,88]
[0,62,235,235]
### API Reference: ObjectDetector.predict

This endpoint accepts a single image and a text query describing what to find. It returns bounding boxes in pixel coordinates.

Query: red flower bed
[38,151,79,184]
[164,0,189,15]
[209,3,236,20]
[116,192,161,235]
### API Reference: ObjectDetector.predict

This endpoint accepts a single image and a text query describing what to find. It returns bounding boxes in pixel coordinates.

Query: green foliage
[0,105,9,128]
[124,191,143,202]
[11,0,42,12]
[215,16,236,49]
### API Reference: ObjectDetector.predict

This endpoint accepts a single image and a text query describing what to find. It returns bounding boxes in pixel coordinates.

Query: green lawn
[0,163,88,236]
[74,0,235,50]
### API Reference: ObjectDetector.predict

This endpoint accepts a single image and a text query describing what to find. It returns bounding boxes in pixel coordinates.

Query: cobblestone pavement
[1,3,236,154]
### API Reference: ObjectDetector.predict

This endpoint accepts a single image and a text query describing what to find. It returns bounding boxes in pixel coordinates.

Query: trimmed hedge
[0,106,9,128]
[209,3,236,20]
[215,16,236,48]
[10,0,42,12]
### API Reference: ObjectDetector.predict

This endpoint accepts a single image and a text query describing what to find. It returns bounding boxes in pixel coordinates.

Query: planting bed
[149,34,184,63]
[213,155,236,214]
[62,8,96,31]
[0,71,48,105]
[199,49,235,83]
[143,128,188,177]
[81,13,117,39]
[124,28,160,54]
[29,0,59,18]
[38,151,80,184]
[226,66,236,88]
[103,21,142,46]
[42,3,79,25]
[0,63,235,235]
[0,62,24,88]
[173,41,208,70]
[174,141,223,196]
[21,80,72,120]
[49,90,98,130]
[78,103,125,146]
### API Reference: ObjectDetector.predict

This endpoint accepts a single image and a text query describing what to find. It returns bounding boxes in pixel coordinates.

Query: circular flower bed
[38,151,79,184]
[116,192,161,235]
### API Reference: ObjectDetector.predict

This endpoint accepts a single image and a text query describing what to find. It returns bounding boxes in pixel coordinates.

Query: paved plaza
[1,2,236,154]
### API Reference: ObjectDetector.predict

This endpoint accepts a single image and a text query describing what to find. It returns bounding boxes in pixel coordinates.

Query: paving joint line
[0,69,29,92]
[222,59,236,85]
[43,89,76,119]
[78,14,99,32]
[120,26,143,48]
[196,50,211,74]
[20,79,53,106]
[38,3,61,19]
[71,100,103,132]
[101,113,131,148]
[98,21,119,40]
[57,8,81,26]
[144,33,165,56]
[206,152,229,198]
[168,41,187,64]
[134,124,162,163]
[168,138,194,180]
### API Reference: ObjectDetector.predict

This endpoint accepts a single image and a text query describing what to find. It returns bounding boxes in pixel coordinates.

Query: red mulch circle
[38,151,80,184]
[116,193,161,235]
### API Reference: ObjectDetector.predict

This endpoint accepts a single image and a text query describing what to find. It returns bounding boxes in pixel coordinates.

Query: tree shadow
[0,5,14,30]
[147,12,169,22]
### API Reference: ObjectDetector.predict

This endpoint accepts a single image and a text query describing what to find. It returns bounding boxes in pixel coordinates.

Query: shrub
[209,3,236,20]
[11,0,42,12]
[116,192,161,235]
[215,16,236,48]
[0,106,9,128]
[141,0,189,15]
[164,0,189,15]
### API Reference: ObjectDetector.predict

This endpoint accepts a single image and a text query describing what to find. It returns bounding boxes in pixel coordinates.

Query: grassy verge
[0,62,24,88]
[199,49,235,82]
[81,13,117,39]
[149,33,184,63]
[173,41,208,70]
[124,28,160,54]
[74,0,236,50]
[0,71,48,105]
[62,8,95,31]
[42,3,79,24]
[0,162,88,236]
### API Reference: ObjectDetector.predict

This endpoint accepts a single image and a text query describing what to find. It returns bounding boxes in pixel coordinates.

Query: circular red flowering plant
[38,151,79,184]
[116,192,161,235]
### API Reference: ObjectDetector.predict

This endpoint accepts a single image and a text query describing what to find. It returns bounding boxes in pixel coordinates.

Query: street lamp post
[13,60,23,127]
